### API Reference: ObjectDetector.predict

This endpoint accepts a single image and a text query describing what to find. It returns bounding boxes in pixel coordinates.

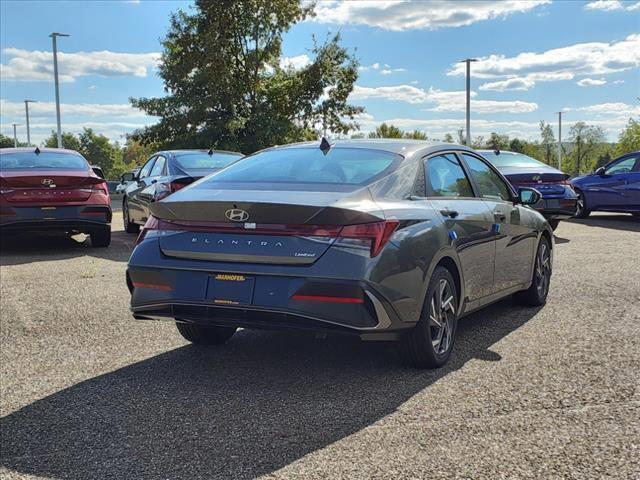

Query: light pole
[459,58,477,146]
[12,123,19,147]
[50,32,69,148]
[556,111,562,170]
[24,99,37,146]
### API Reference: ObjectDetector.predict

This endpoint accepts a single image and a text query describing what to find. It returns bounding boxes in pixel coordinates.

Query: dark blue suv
[571,151,640,218]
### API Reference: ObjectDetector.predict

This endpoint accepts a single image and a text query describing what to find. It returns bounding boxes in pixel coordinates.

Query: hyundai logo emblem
[41,178,56,187]
[225,208,250,222]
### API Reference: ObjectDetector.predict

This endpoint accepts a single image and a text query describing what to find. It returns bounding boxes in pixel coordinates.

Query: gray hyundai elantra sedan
[127,139,553,368]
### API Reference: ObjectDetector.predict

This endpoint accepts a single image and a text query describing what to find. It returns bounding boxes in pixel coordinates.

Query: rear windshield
[174,152,243,173]
[197,147,402,190]
[480,151,546,168]
[0,151,88,171]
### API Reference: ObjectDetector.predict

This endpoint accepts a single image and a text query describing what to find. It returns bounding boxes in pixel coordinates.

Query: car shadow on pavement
[568,214,640,232]
[0,230,135,266]
[1,298,541,480]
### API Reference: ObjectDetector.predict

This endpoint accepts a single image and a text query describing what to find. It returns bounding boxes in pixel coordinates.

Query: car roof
[260,139,474,158]
[0,147,83,156]
[161,149,243,157]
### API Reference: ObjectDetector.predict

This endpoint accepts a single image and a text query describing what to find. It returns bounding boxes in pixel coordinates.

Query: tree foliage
[44,131,81,151]
[614,118,640,157]
[539,120,556,165]
[367,123,427,140]
[130,0,362,154]
[0,134,15,148]
[565,122,606,175]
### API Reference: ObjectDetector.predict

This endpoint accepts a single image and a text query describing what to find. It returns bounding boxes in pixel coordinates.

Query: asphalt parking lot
[1,213,638,479]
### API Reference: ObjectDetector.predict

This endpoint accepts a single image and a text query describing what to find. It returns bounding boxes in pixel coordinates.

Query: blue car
[570,151,640,218]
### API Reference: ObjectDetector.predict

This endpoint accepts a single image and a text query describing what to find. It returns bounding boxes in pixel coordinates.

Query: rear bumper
[127,268,410,339]
[0,204,111,233]
[535,198,578,220]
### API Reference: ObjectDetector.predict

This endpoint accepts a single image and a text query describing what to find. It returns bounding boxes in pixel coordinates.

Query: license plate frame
[206,273,254,306]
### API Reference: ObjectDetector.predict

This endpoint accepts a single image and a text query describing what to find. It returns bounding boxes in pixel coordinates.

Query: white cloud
[584,0,640,11]
[447,34,640,89]
[577,78,607,87]
[311,0,550,31]
[479,77,535,91]
[380,67,406,75]
[279,54,311,70]
[0,48,160,82]
[359,62,405,75]
[612,79,625,84]
[350,84,537,113]
[0,99,148,119]
[564,102,640,117]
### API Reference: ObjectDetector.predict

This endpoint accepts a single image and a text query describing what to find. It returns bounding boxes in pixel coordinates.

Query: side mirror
[595,166,606,176]
[122,172,135,182]
[91,166,105,179]
[518,187,541,205]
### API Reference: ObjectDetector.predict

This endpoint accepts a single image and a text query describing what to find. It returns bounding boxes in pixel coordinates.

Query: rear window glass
[174,152,243,172]
[198,147,401,189]
[479,151,546,168]
[0,151,88,171]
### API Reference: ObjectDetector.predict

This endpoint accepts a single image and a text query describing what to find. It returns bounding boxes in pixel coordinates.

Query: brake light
[338,220,400,257]
[154,180,192,201]
[93,182,109,195]
[136,216,399,257]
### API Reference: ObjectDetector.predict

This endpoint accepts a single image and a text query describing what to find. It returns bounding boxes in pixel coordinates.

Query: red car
[0,147,112,246]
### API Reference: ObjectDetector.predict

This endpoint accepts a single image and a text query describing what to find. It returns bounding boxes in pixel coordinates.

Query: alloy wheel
[429,278,456,355]
[535,242,551,298]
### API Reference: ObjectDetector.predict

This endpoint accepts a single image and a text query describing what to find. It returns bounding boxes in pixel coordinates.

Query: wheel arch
[421,248,466,315]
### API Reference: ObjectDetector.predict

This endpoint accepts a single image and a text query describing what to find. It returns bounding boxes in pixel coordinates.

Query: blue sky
[1,0,638,146]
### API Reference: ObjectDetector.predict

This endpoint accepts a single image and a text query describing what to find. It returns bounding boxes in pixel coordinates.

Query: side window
[425,153,474,198]
[150,155,166,177]
[605,156,637,175]
[139,157,156,179]
[462,153,512,202]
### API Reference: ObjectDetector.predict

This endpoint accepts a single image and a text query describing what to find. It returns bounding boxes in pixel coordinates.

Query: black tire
[547,219,559,231]
[176,321,236,345]
[90,226,111,247]
[400,266,458,368]
[515,236,551,307]
[574,189,590,218]
[123,198,140,234]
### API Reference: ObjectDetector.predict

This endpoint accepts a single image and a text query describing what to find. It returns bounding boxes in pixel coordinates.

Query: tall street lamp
[50,32,69,149]
[556,111,563,170]
[24,99,37,146]
[459,58,477,146]
[12,123,20,147]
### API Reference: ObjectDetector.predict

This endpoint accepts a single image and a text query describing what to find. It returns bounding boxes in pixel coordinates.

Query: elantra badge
[225,208,249,222]
[41,178,56,188]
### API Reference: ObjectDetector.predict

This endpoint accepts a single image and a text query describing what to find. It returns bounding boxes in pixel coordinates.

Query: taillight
[136,216,399,257]
[154,180,192,201]
[93,182,109,195]
[136,215,161,245]
[337,220,400,257]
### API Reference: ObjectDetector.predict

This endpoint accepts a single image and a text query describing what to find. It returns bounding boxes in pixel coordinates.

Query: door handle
[440,209,459,219]
[494,211,506,221]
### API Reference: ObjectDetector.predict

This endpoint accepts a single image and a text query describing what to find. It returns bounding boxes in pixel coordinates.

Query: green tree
[368,123,404,139]
[122,138,157,167]
[539,120,556,165]
[130,0,362,153]
[79,128,122,179]
[614,118,640,156]
[485,132,509,150]
[566,122,606,175]
[404,129,427,140]
[0,134,15,148]
[43,131,82,151]
[509,138,525,153]
[443,133,454,143]
[471,136,485,149]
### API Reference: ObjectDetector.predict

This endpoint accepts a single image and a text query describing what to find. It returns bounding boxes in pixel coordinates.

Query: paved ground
[1,213,638,479]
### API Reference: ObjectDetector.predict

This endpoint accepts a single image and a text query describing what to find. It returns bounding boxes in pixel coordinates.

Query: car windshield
[196,147,401,191]
[480,151,546,168]
[0,151,88,171]
[174,152,243,173]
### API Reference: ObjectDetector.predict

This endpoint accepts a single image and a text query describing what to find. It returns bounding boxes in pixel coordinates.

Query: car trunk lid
[0,170,103,202]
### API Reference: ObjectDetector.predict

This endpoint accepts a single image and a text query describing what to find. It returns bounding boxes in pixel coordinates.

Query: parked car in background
[122,149,243,233]
[570,151,640,218]
[116,168,140,195]
[0,147,112,246]
[478,150,577,230]
[127,139,553,369]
